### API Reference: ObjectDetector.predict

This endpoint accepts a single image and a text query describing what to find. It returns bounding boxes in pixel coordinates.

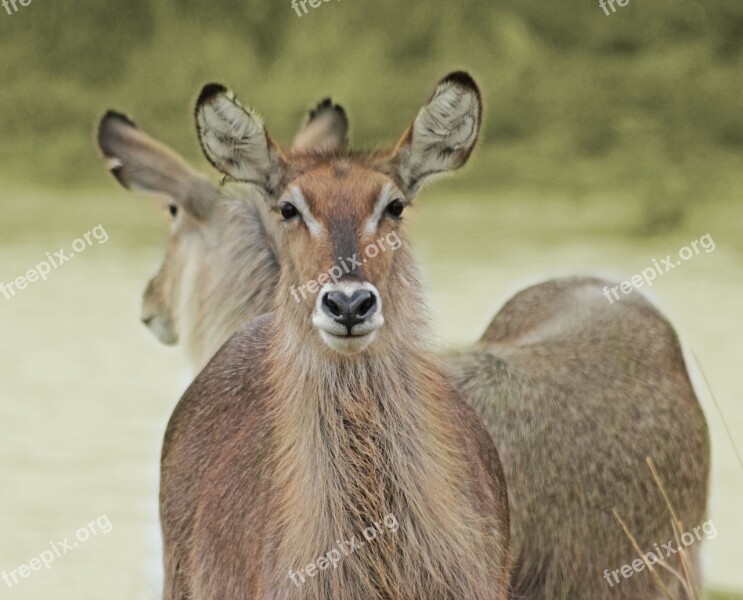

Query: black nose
[321,289,377,333]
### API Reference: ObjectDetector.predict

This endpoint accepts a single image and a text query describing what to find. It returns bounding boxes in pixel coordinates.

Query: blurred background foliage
[1,0,742,234]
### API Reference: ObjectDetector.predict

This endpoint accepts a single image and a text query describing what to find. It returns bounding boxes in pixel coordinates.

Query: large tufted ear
[97,110,218,219]
[195,84,286,196]
[390,71,482,197]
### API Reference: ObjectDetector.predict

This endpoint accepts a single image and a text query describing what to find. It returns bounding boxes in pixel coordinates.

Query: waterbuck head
[97,111,228,350]
[97,100,348,370]
[195,72,482,356]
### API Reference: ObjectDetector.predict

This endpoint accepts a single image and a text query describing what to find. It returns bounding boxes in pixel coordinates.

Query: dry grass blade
[647,457,700,599]
[647,457,682,529]
[611,507,677,600]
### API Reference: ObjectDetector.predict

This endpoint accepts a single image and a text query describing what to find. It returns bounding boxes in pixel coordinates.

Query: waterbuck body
[99,82,709,598]
[447,277,709,599]
[159,73,511,599]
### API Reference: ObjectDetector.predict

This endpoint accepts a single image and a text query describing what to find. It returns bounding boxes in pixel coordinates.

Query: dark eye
[168,203,178,218]
[386,199,405,218]
[280,202,299,221]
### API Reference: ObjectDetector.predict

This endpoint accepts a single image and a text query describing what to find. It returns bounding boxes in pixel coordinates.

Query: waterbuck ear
[97,111,218,219]
[391,71,482,196]
[195,84,285,195]
[292,97,349,153]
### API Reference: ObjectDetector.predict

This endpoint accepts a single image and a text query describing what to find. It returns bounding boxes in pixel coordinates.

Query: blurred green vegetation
[0,0,742,236]
[709,592,743,600]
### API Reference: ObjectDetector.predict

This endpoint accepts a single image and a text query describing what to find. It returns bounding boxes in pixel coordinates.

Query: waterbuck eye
[168,203,178,218]
[280,202,299,221]
[386,199,405,218]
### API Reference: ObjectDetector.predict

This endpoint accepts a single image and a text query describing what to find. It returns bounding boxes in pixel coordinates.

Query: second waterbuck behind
[159,72,511,599]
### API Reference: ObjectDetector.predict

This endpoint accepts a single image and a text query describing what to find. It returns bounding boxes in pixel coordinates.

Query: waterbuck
[99,82,709,598]
[447,277,709,599]
[158,72,511,599]
[97,98,347,371]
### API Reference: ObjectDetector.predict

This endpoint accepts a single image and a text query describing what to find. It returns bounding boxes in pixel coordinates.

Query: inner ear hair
[397,71,482,194]
[195,83,284,194]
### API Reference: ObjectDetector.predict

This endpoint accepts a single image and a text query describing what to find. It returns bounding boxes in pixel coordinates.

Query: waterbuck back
[448,277,709,599]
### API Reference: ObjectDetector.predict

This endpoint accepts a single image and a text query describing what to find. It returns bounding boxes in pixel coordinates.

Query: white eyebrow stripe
[290,186,324,237]
[363,183,394,237]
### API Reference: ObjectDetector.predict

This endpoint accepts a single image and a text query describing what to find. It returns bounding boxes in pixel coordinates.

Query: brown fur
[446,277,709,599]
[159,74,511,599]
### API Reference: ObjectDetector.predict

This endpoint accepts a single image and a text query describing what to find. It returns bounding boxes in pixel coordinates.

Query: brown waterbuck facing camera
[159,72,511,599]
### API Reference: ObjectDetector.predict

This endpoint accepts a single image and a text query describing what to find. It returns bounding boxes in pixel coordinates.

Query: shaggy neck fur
[262,243,504,599]
[183,185,281,371]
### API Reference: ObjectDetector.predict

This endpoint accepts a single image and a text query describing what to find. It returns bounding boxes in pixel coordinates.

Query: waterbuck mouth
[141,313,178,345]
[312,282,384,354]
